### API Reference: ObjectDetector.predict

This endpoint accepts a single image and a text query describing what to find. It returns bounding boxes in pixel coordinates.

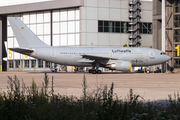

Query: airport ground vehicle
[50,67,58,72]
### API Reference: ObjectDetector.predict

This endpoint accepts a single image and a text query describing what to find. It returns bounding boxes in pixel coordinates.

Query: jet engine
[108,60,132,71]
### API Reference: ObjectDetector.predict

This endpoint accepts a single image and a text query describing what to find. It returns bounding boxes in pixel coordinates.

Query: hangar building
[153,0,180,71]
[0,0,152,71]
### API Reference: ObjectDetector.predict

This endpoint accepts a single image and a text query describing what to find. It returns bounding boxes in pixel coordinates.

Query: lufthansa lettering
[112,49,131,53]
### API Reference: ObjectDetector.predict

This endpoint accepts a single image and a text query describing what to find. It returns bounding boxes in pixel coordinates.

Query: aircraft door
[149,50,155,59]
[50,49,56,58]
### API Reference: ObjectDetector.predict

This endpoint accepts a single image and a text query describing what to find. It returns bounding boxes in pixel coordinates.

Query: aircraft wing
[9,47,34,55]
[81,54,118,61]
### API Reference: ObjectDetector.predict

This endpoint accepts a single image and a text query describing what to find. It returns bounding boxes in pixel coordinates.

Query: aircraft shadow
[28,71,136,74]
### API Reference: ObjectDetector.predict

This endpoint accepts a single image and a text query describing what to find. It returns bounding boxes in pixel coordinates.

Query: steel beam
[162,0,165,52]
[165,9,172,27]
[0,16,2,72]
[165,31,172,46]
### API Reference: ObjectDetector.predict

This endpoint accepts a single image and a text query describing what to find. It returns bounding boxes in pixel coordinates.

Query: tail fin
[8,17,49,48]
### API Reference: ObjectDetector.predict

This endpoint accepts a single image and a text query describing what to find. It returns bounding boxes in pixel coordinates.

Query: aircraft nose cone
[166,55,171,61]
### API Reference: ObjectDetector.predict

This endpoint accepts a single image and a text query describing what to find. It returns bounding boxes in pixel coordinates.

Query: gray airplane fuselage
[30,46,171,67]
[7,17,171,72]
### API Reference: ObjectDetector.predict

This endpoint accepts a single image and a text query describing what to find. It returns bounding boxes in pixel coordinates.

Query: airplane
[8,17,171,74]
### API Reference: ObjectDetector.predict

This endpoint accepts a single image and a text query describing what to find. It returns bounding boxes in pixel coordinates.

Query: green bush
[0,73,180,120]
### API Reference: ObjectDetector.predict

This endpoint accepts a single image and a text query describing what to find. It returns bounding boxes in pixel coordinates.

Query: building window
[9,60,14,68]
[121,22,128,33]
[174,6,180,13]
[98,20,129,33]
[148,23,153,34]
[15,60,20,68]
[24,60,29,68]
[109,21,114,32]
[139,23,143,34]
[98,20,152,34]
[46,61,51,68]
[142,23,148,34]
[38,59,43,68]
[174,30,180,42]
[31,60,36,68]
[174,15,180,27]
[115,21,120,33]
[174,1,180,13]
[104,21,109,32]
[52,8,80,46]
[98,21,103,32]
[139,23,152,34]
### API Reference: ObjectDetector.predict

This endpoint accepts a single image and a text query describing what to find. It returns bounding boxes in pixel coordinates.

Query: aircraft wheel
[97,70,102,74]
[92,70,96,74]
[89,69,93,73]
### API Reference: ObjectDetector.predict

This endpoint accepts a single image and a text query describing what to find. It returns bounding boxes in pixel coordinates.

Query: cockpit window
[160,52,166,55]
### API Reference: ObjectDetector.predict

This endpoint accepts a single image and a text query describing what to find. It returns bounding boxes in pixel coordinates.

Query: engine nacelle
[108,61,132,71]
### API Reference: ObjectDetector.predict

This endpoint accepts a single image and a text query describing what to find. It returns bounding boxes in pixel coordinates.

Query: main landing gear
[89,69,102,74]
[88,62,102,74]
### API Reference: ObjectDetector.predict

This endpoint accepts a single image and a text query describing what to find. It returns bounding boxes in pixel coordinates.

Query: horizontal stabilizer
[9,47,34,55]
[3,57,7,61]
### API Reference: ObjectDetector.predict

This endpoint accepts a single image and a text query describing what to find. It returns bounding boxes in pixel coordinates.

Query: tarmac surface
[0,71,180,101]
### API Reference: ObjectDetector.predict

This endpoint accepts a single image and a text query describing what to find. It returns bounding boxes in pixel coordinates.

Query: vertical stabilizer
[8,17,49,48]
